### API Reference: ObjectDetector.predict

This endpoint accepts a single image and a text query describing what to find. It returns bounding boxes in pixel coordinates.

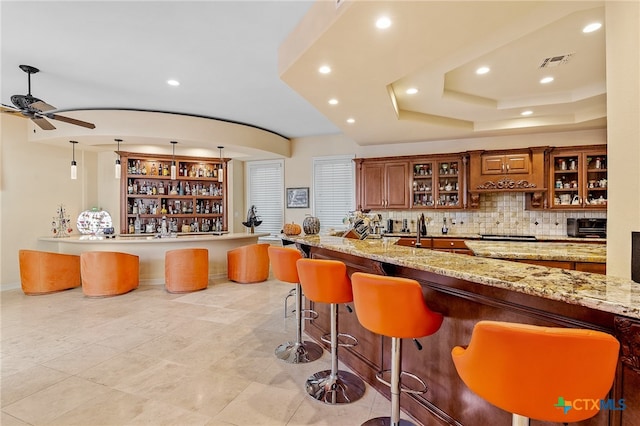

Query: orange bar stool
[268,246,323,363]
[81,251,139,297]
[296,258,366,404]
[227,243,270,284]
[19,250,81,295]
[351,272,443,426]
[452,320,620,426]
[165,248,209,293]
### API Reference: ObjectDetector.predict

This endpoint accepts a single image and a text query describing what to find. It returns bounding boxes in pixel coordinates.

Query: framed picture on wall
[286,187,309,208]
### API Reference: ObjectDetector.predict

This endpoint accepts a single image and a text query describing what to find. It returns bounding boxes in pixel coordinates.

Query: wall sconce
[217,145,224,183]
[114,138,122,179]
[70,140,78,180]
[170,141,178,180]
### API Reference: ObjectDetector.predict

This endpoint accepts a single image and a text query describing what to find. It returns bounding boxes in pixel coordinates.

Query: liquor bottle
[132,201,138,215]
[128,218,135,234]
[141,162,147,175]
[128,180,133,194]
[134,215,141,234]
[151,163,157,176]
[442,217,448,235]
[163,164,169,176]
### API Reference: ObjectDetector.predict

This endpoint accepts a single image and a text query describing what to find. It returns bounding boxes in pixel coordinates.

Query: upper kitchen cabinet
[468,147,548,208]
[355,158,410,210]
[548,145,607,210]
[411,154,467,209]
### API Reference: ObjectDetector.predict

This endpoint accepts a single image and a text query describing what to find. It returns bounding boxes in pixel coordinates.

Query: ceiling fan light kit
[2,65,96,131]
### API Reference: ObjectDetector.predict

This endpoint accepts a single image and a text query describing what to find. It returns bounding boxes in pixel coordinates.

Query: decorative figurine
[51,204,73,238]
[242,205,262,234]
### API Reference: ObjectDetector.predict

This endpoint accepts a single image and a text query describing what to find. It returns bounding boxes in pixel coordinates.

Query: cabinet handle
[506,164,510,172]
[501,163,505,172]
[450,242,454,246]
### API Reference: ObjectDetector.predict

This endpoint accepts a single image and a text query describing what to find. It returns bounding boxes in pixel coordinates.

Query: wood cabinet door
[504,153,530,173]
[481,155,505,174]
[481,154,529,174]
[385,162,410,209]
[360,162,385,209]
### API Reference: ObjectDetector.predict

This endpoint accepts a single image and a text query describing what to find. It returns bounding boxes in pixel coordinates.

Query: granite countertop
[283,235,638,319]
[464,240,606,263]
[383,232,605,243]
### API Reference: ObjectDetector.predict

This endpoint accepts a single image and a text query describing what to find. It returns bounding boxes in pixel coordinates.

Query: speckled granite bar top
[464,241,606,263]
[284,235,638,319]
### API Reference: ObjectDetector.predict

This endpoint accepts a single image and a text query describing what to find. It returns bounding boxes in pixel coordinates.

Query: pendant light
[170,141,178,180]
[217,146,224,183]
[70,140,78,180]
[114,138,122,179]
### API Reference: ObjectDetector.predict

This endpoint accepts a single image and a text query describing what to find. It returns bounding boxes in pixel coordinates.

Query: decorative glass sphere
[77,208,113,235]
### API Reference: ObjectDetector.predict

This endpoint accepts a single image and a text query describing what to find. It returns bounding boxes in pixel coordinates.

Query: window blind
[313,155,355,232]
[246,160,284,235]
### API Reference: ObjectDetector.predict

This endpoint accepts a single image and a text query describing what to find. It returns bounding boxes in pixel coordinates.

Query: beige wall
[1,116,98,289]
[605,1,640,278]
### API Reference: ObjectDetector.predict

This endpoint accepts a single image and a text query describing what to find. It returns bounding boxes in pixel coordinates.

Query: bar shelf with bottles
[119,151,228,234]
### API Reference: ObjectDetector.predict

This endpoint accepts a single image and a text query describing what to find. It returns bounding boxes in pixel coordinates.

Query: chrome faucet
[416,214,426,247]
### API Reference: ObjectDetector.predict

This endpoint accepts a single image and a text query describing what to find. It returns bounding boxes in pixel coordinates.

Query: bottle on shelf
[442,217,449,235]
[134,215,141,234]
[128,218,135,234]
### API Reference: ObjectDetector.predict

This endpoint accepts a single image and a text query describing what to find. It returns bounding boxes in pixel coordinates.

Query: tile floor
[1,278,416,425]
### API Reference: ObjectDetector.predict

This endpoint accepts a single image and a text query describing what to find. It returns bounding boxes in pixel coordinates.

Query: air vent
[539,53,574,68]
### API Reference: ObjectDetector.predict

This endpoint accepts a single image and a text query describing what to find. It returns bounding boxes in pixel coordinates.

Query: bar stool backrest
[451,320,620,423]
[296,259,353,304]
[350,272,443,339]
[268,246,301,284]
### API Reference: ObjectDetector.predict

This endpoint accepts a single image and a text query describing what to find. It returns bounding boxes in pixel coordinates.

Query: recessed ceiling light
[540,76,554,84]
[476,66,490,75]
[583,22,602,33]
[521,110,533,116]
[328,99,339,105]
[319,65,331,74]
[406,88,419,95]
[346,118,355,124]
[167,79,180,86]
[376,17,391,29]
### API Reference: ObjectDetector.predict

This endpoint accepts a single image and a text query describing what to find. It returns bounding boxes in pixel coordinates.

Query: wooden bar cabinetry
[548,145,607,210]
[119,151,228,234]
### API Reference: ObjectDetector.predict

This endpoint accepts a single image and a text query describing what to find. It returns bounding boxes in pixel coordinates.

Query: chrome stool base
[305,369,365,404]
[275,340,323,363]
[362,417,416,426]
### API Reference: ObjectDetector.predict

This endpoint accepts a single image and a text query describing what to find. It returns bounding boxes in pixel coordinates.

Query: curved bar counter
[39,233,269,284]
[284,235,639,426]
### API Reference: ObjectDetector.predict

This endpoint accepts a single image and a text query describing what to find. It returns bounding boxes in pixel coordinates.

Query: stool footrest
[320,332,358,348]
[375,369,428,395]
[302,309,318,321]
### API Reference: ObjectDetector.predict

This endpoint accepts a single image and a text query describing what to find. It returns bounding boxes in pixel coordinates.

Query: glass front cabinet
[410,155,466,209]
[119,152,228,234]
[548,146,607,210]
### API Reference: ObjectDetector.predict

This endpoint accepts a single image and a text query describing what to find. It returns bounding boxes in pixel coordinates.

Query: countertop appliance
[567,218,606,238]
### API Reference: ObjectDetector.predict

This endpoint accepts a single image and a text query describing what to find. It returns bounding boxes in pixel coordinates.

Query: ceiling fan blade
[46,113,96,129]
[29,100,57,112]
[1,105,25,116]
[32,117,56,130]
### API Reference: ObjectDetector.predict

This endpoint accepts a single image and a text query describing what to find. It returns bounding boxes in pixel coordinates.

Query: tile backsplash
[379,192,606,237]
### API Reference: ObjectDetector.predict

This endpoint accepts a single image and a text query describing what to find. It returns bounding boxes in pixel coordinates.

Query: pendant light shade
[70,140,78,180]
[170,141,178,180]
[217,146,224,183]
[114,139,122,179]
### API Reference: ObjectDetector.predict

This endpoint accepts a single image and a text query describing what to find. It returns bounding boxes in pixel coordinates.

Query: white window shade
[246,160,284,235]
[313,155,355,232]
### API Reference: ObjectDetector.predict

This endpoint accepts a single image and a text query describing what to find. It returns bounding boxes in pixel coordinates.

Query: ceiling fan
[1,64,96,130]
